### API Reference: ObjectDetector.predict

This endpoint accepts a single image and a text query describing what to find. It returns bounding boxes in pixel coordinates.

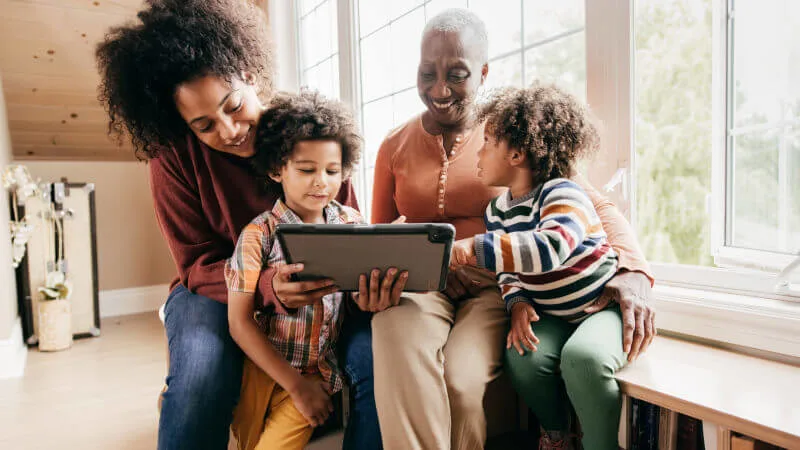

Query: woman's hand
[287,377,334,427]
[583,270,655,361]
[450,237,477,268]
[353,268,408,312]
[507,302,540,355]
[272,264,339,309]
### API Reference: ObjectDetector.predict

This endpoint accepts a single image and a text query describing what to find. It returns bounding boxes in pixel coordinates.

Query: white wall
[22,161,175,292]
[0,76,19,339]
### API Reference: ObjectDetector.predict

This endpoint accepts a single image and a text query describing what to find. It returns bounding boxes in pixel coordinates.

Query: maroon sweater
[149,134,358,313]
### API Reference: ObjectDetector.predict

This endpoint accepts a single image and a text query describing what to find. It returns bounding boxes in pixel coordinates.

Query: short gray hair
[422,8,489,64]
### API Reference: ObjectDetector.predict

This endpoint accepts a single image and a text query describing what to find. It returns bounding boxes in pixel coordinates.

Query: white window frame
[277,0,800,359]
[710,0,798,275]
[589,0,800,358]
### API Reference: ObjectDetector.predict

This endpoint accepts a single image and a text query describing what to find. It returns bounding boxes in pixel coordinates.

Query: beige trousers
[372,266,508,450]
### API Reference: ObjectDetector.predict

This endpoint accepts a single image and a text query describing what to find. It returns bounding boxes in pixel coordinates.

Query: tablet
[275,223,455,292]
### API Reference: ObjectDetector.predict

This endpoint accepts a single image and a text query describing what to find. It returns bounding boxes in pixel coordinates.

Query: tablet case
[275,223,455,292]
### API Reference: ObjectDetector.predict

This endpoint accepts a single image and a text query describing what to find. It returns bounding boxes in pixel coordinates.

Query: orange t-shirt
[371,114,653,282]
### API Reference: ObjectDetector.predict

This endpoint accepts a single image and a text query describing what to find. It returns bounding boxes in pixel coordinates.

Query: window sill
[653,284,800,359]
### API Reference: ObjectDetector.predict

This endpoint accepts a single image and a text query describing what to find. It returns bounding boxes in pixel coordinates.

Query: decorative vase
[37,299,72,351]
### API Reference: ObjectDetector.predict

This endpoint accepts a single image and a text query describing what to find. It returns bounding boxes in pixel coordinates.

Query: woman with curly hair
[450,84,627,449]
[369,9,655,450]
[95,1,399,449]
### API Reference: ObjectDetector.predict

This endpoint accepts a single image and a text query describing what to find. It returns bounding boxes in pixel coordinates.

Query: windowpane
[360,27,393,102]
[297,0,339,97]
[523,0,584,45]
[303,65,319,91]
[425,0,468,19]
[393,88,425,126]
[634,0,713,266]
[469,0,522,59]
[299,8,319,69]
[484,53,522,91]
[732,0,800,128]
[391,0,425,19]
[727,0,800,256]
[730,129,780,252]
[362,97,394,168]
[298,0,320,16]
[316,1,334,61]
[390,8,425,93]
[358,0,390,37]
[312,57,339,99]
[730,127,800,254]
[524,31,586,101]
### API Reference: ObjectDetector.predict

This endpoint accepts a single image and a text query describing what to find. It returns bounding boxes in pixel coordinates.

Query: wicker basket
[38,299,73,351]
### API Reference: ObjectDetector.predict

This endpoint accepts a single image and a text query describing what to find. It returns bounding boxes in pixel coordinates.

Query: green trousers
[504,305,627,450]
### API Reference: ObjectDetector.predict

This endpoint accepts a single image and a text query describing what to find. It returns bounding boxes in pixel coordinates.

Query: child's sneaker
[538,430,582,450]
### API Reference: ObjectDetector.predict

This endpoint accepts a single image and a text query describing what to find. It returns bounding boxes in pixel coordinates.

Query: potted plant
[37,270,73,351]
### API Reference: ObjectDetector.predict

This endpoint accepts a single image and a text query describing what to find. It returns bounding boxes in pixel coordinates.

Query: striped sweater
[474,178,618,323]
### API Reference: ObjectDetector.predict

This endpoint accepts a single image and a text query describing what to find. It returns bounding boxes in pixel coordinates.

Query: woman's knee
[371,300,430,353]
[165,290,243,403]
[168,332,243,401]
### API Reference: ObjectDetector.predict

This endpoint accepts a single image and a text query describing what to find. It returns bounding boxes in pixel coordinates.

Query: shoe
[538,430,582,450]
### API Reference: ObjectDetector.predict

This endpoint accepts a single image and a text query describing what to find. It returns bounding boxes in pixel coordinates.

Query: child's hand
[507,302,541,355]
[287,377,334,427]
[450,237,477,267]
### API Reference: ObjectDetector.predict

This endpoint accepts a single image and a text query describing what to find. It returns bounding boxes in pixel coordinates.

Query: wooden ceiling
[1,0,269,161]
[0,0,147,161]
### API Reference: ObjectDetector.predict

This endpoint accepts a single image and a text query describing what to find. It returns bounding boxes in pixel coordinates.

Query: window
[633,0,800,292]
[294,0,586,217]
[296,0,340,99]
[721,0,800,266]
[291,0,798,292]
[353,0,586,215]
[281,0,799,356]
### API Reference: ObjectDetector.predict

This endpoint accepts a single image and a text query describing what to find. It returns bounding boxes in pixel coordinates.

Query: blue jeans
[338,308,383,450]
[158,285,381,450]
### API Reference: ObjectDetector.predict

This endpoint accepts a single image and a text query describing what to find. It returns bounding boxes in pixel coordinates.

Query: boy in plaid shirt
[225,91,364,450]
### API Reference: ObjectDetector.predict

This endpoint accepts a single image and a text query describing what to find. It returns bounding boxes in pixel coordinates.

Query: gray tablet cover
[275,223,455,292]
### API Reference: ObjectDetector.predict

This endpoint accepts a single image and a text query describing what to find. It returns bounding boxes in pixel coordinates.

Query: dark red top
[149,134,358,313]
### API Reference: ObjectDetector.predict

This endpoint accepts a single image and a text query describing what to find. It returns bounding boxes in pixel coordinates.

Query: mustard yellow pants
[232,358,319,450]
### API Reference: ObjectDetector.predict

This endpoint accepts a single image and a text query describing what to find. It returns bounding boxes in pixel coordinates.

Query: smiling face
[269,140,344,224]
[417,29,488,129]
[174,73,264,158]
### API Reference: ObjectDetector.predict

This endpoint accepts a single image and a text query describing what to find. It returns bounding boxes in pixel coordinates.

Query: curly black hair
[251,90,362,185]
[96,0,273,160]
[478,83,600,186]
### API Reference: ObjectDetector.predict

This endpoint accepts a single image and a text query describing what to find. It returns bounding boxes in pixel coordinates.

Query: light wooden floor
[0,313,343,450]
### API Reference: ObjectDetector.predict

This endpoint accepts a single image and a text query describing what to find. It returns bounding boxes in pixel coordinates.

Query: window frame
[278,0,800,358]
[711,0,799,275]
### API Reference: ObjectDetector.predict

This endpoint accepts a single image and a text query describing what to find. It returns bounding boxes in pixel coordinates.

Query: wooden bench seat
[615,336,800,449]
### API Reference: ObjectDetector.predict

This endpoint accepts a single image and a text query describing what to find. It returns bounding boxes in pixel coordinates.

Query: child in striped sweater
[450,83,622,449]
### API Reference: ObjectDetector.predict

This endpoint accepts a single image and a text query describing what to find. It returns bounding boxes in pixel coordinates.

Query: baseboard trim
[99,284,170,318]
[0,317,28,379]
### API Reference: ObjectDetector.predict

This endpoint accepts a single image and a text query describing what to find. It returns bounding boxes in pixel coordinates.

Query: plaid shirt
[225,199,364,393]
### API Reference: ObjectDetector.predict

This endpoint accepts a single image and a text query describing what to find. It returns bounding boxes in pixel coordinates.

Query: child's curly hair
[96,0,273,160]
[251,90,362,184]
[478,83,600,186]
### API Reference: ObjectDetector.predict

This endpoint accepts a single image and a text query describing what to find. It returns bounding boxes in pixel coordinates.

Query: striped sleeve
[475,180,601,274]
[225,222,271,293]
